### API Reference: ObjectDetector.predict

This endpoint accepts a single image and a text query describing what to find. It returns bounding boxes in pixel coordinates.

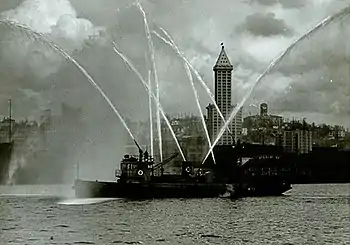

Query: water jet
[112,41,186,161]
[137,2,163,161]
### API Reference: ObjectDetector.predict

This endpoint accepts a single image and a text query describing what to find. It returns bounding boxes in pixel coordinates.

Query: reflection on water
[0,184,349,245]
[0,184,74,197]
[288,184,350,197]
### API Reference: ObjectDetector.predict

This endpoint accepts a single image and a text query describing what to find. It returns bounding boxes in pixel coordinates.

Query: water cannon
[133,139,143,153]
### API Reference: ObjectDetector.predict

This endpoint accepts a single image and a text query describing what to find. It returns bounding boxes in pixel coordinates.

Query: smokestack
[260,103,268,117]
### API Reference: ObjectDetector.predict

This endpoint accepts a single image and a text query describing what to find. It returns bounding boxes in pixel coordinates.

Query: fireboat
[74,140,231,199]
[74,139,292,199]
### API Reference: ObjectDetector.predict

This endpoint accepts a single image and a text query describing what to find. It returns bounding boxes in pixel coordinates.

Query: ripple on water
[155,238,166,242]
[73,242,95,244]
[2,227,16,231]
[201,234,222,238]
[55,224,70,228]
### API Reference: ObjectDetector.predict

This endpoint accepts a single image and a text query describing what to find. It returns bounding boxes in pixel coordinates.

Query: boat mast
[76,160,80,180]
[148,70,154,157]
[8,99,12,143]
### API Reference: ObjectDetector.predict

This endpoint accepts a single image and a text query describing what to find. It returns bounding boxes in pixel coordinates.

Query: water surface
[0,184,349,244]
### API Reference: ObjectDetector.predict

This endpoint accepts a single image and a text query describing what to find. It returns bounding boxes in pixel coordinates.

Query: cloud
[279,0,307,9]
[250,0,278,6]
[251,0,307,8]
[1,0,104,45]
[238,12,293,37]
[0,0,106,78]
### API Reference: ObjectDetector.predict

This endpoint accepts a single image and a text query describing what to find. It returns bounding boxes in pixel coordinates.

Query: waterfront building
[242,103,283,145]
[283,121,312,154]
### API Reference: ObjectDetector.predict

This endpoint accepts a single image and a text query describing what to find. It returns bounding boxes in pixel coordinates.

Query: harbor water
[0,184,349,244]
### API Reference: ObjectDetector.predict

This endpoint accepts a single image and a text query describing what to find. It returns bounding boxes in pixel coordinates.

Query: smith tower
[206,43,242,145]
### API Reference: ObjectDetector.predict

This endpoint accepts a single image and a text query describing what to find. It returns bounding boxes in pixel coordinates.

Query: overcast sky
[0,0,349,180]
[0,0,349,125]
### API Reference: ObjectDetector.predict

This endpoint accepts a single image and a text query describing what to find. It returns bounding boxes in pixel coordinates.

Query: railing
[122,155,155,164]
[115,169,179,178]
[115,170,122,177]
[152,170,163,177]
[115,169,147,177]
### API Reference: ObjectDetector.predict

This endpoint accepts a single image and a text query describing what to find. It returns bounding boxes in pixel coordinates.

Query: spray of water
[0,20,137,145]
[137,2,163,162]
[152,28,232,136]
[112,42,186,161]
[184,64,216,164]
[202,5,350,164]
[6,154,26,185]
[148,70,154,157]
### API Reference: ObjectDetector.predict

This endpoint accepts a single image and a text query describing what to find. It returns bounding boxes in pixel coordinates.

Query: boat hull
[74,179,228,199]
[0,142,13,185]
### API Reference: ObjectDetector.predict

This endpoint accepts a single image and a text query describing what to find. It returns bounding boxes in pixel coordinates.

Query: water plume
[6,154,26,185]
[136,2,163,161]
[202,5,350,164]
[184,64,216,164]
[0,20,136,143]
[152,28,232,136]
[112,42,186,161]
[148,70,154,157]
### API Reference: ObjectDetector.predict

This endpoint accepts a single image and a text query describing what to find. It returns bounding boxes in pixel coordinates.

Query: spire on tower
[213,43,233,70]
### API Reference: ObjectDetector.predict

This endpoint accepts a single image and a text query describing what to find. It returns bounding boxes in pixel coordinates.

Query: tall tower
[206,43,242,145]
[214,43,233,115]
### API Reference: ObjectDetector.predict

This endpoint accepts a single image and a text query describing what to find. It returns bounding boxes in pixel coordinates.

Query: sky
[0,0,349,181]
[0,0,349,124]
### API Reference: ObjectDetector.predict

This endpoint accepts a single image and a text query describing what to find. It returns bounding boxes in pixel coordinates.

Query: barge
[233,154,292,197]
